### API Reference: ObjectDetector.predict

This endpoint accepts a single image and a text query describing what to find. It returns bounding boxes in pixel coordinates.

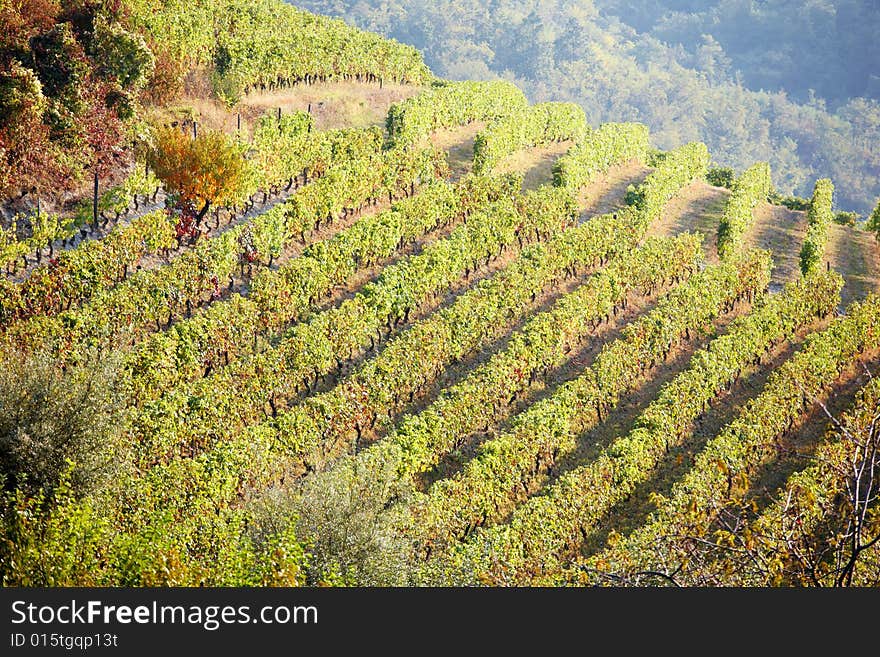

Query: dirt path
[425,122,484,181]
[579,161,653,220]
[745,203,807,289]
[495,141,574,191]
[648,180,730,265]
[827,224,880,310]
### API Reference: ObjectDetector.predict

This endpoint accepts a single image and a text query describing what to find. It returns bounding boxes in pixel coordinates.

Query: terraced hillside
[1,8,879,587]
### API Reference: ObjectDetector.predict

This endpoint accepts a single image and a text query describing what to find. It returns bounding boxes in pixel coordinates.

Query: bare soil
[745,203,808,288]
[648,180,731,265]
[826,224,880,310]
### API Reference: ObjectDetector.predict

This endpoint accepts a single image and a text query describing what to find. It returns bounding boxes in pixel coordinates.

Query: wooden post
[92,170,99,231]
[237,113,241,131]
[307,103,311,114]
[277,107,282,122]
[193,121,198,139]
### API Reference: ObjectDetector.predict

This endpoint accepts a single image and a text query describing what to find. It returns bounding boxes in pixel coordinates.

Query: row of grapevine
[628,143,711,224]
[799,178,834,275]
[121,177,467,406]
[579,292,880,587]
[424,252,778,581]
[1,124,379,328]
[472,103,589,174]
[353,233,702,503]
[1,127,381,330]
[1,136,441,358]
[722,375,880,586]
[239,111,356,206]
[129,0,432,107]
[252,141,712,477]
[212,3,432,100]
[716,162,773,260]
[385,81,528,147]
[0,211,175,326]
[1,167,163,276]
[131,181,565,465]
[1,215,71,275]
[551,123,650,192]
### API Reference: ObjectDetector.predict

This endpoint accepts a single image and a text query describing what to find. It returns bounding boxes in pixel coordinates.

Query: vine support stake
[92,170,99,232]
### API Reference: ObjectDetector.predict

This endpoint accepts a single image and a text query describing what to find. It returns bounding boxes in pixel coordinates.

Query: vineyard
[2,2,880,588]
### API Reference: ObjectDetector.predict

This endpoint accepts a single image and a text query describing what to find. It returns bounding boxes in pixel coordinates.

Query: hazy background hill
[291,0,880,214]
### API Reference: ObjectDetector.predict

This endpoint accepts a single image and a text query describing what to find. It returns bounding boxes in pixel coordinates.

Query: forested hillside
[292,0,880,214]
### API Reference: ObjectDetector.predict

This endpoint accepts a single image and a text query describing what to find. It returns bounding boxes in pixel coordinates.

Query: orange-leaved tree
[147,125,248,225]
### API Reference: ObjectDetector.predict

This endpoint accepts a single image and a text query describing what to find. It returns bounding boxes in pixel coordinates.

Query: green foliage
[552,122,650,191]
[740,375,880,586]
[1,129,439,361]
[383,233,702,548]
[768,190,810,211]
[706,166,735,189]
[92,16,155,89]
[127,175,461,457]
[295,455,415,585]
[386,80,528,147]
[246,188,579,468]
[833,210,859,227]
[0,351,123,498]
[716,162,772,260]
[472,102,589,174]
[0,477,114,586]
[799,178,834,276]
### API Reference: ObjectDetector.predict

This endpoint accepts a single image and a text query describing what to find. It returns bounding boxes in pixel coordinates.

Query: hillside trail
[578,160,652,220]
[647,180,730,265]
[826,223,880,310]
[426,122,485,181]
[494,141,574,190]
[744,203,807,290]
